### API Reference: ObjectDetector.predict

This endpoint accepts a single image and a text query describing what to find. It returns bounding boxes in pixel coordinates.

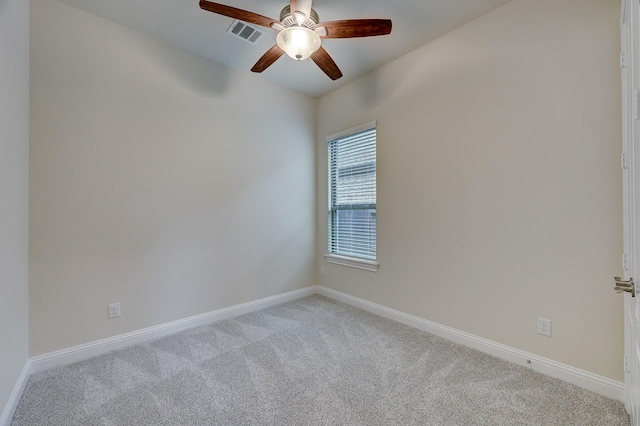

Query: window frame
[324,121,380,272]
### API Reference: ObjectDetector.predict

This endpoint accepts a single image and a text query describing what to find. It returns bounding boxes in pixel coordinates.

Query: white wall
[0,0,30,417]
[29,0,316,356]
[317,0,624,381]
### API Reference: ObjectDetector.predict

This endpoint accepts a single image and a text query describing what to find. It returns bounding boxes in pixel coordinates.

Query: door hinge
[622,152,629,170]
[625,355,630,374]
[621,51,628,68]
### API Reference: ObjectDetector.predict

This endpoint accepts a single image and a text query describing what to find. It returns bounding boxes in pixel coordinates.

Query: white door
[621,0,640,423]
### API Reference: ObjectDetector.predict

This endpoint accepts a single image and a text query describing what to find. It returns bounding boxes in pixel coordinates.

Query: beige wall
[0,0,30,415]
[27,0,625,386]
[317,0,623,381]
[29,0,316,356]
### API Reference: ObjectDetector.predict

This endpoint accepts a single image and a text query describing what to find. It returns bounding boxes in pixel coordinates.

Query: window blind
[328,126,376,260]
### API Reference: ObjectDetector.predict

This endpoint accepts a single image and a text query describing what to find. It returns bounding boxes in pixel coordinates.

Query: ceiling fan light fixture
[199,1,391,79]
[276,26,321,61]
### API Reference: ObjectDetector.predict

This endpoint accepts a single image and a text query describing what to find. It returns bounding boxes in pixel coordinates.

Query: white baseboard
[26,284,625,403]
[0,360,31,426]
[315,286,625,402]
[30,287,315,373]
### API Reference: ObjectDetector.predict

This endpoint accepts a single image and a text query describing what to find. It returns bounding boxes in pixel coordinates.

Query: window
[327,122,377,270]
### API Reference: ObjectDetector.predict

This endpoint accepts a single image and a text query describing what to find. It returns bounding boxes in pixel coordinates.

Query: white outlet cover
[109,303,121,319]
[537,318,551,336]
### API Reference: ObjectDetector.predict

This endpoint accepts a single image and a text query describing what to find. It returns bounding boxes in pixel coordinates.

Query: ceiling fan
[199,0,392,80]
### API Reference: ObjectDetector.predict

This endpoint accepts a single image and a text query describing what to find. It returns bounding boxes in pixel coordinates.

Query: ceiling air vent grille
[227,20,264,44]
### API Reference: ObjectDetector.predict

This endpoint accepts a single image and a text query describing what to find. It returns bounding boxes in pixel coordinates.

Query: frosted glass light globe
[276,27,321,61]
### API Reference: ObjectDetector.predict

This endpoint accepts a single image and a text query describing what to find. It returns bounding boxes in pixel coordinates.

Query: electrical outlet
[109,303,121,319]
[320,266,326,276]
[537,318,551,336]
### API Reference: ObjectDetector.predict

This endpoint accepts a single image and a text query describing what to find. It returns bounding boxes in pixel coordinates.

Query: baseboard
[0,360,31,426]
[315,286,626,402]
[27,284,625,403]
[31,286,315,373]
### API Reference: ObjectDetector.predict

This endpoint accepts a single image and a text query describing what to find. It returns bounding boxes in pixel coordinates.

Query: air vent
[227,20,264,44]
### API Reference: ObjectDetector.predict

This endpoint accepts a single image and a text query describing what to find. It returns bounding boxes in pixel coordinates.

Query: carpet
[12,295,630,425]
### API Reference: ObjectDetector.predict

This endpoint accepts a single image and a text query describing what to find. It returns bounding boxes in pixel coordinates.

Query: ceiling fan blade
[290,0,312,22]
[317,19,392,39]
[199,0,278,29]
[310,47,343,80]
[251,45,285,73]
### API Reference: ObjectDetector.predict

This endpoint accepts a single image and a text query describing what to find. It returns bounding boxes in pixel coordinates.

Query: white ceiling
[56,0,512,98]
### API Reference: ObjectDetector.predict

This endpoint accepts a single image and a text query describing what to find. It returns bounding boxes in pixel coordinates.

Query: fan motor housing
[279,5,319,28]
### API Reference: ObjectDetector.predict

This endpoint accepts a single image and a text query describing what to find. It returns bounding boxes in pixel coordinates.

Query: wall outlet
[108,303,121,319]
[320,266,326,276]
[537,318,551,336]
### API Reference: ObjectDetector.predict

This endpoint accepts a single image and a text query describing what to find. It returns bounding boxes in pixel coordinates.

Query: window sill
[323,254,380,272]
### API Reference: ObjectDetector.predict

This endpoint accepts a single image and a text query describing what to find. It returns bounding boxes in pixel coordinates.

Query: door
[621,0,640,423]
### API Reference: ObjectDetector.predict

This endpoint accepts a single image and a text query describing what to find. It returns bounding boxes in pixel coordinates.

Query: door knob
[614,277,635,297]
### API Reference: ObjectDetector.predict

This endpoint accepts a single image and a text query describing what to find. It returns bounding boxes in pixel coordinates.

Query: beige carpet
[13,295,630,425]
